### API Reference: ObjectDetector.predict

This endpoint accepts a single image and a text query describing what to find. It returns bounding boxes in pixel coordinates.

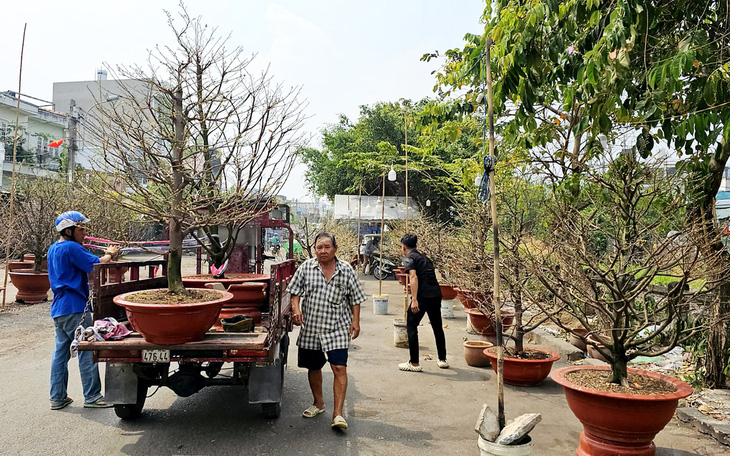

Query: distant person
[271,233,281,254]
[289,232,366,430]
[363,236,380,273]
[398,233,448,372]
[48,211,120,410]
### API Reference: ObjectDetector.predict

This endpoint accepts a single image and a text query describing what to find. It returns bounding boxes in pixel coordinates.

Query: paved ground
[0,260,727,455]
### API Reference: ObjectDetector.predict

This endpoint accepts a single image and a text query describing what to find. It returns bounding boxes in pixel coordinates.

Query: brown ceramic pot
[113,288,233,344]
[551,365,692,456]
[8,269,50,304]
[454,288,490,309]
[463,340,493,367]
[569,328,590,352]
[464,308,515,336]
[439,285,458,300]
[483,346,561,386]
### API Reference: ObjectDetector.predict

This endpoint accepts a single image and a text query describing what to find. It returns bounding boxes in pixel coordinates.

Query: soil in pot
[484,346,560,386]
[464,340,493,367]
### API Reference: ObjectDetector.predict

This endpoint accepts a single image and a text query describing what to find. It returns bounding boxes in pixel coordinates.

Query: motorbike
[370,256,397,280]
[271,244,281,255]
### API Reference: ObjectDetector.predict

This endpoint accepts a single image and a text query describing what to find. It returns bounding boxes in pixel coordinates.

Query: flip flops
[302,405,326,418]
[50,397,73,410]
[398,362,423,372]
[331,415,348,430]
[83,397,113,408]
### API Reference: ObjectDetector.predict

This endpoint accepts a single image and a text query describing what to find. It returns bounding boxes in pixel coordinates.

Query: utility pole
[68,99,77,183]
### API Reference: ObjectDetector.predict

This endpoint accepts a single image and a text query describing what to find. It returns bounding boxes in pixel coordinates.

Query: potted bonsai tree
[524,150,719,454]
[84,5,306,343]
[5,177,71,303]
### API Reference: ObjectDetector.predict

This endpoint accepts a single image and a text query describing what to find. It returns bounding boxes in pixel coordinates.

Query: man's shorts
[298,347,348,370]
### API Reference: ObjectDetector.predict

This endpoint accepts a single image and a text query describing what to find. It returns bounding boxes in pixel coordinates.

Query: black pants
[407,296,447,364]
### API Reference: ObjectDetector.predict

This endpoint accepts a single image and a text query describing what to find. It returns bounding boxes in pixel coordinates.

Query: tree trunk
[167,88,185,295]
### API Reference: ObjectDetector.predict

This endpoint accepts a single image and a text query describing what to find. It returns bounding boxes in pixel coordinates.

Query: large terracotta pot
[440,284,458,300]
[569,328,590,352]
[586,335,610,362]
[182,273,269,289]
[113,289,233,344]
[226,282,268,307]
[455,288,490,309]
[551,365,693,456]
[483,346,560,386]
[8,269,50,304]
[465,308,515,336]
[463,340,493,367]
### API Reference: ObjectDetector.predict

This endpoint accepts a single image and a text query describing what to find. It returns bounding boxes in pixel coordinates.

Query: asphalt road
[0,267,726,455]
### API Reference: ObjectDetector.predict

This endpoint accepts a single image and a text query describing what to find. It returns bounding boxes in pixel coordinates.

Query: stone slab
[676,407,730,447]
[474,404,500,442]
[495,413,542,445]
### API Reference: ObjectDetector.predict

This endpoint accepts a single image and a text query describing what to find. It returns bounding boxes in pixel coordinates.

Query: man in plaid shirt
[289,232,366,430]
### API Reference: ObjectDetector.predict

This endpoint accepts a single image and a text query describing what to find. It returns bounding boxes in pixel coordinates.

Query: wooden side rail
[90,260,168,321]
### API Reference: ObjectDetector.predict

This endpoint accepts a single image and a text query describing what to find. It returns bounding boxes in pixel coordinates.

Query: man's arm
[291,294,303,326]
[350,303,360,340]
[408,269,419,313]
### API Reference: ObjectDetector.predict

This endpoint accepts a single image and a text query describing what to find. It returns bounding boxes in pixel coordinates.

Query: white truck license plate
[142,349,170,363]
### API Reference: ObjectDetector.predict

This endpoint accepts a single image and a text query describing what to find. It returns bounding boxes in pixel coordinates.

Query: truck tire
[261,402,281,419]
[114,381,148,420]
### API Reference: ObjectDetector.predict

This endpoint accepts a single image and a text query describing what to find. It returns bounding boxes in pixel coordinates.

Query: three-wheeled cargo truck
[79,206,297,420]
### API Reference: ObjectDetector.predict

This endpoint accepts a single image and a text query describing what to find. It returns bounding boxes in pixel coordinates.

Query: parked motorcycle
[370,256,397,280]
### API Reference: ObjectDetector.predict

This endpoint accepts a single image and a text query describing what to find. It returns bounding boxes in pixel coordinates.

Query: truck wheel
[261,402,281,419]
[114,381,148,420]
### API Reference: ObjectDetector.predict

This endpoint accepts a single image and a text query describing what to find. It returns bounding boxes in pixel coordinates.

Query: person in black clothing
[398,233,448,372]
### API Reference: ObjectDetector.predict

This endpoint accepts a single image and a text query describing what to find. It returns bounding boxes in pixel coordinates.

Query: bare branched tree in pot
[86,5,306,293]
[522,150,728,385]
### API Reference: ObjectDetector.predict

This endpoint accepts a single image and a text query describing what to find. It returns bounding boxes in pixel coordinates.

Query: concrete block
[676,407,730,447]
[474,404,500,442]
[528,328,584,361]
[495,413,542,445]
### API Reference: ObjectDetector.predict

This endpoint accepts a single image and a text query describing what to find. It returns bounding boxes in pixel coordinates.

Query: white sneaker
[437,360,449,369]
[398,362,423,372]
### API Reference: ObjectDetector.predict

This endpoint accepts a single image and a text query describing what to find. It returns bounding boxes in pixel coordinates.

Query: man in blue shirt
[48,211,119,410]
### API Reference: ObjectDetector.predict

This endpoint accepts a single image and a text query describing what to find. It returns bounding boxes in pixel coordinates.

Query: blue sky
[1,1,486,200]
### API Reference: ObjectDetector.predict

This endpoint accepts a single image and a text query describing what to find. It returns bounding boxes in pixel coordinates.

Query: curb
[527,328,585,361]
[676,407,730,447]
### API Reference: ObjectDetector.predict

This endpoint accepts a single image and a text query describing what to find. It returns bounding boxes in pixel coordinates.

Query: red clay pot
[440,285,458,300]
[463,340,493,367]
[551,365,693,456]
[465,308,515,336]
[396,273,407,286]
[182,273,269,289]
[483,346,561,386]
[226,282,268,307]
[454,288,490,309]
[8,269,50,304]
[569,328,590,352]
[213,307,262,331]
[113,289,233,344]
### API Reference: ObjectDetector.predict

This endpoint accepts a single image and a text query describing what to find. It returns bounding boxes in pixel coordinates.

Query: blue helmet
[55,211,90,232]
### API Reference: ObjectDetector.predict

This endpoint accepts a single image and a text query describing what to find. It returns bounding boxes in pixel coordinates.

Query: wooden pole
[404,110,409,231]
[485,38,505,430]
[379,171,386,296]
[357,184,362,272]
[2,24,27,309]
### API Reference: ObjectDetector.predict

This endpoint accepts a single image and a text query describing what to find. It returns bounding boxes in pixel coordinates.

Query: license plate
[142,349,170,363]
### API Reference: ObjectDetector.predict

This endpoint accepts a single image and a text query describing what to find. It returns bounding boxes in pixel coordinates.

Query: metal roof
[333,195,420,221]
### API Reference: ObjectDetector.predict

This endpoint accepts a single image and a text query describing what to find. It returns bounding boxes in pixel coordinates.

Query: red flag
[47,139,66,148]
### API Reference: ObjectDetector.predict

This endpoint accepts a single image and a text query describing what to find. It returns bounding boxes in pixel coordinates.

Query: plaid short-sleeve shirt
[288,257,367,352]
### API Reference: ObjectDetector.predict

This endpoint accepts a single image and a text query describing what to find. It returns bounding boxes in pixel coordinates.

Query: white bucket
[393,318,409,348]
[441,300,454,319]
[478,436,532,456]
[373,294,388,315]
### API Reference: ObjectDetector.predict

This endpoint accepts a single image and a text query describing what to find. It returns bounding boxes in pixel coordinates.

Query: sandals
[50,397,73,410]
[302,405,326,418]
[437,360,449,369]
[398,362,423,372]
[331,415,348,429]
[83,397,113,408]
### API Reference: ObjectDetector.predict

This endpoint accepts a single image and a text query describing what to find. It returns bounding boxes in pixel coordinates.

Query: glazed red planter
[440,284,458,300]
[483,346,560,386]
[226,282,268,307]
[114,289,233,344]
[8,269,50,303]
[182,273,269,289]
[465,308,515,336]
[454,288,490,309]
[551,365,693,456]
